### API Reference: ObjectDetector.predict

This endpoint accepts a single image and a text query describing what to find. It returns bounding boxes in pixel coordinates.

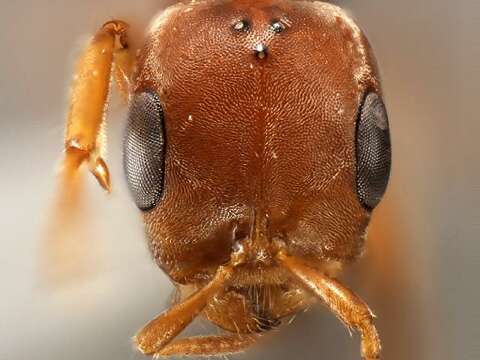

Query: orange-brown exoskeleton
[54,1,391,359]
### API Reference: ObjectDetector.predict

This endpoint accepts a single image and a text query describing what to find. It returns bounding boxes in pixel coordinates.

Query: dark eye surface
[355,92,392,210]
[123,91,166,211]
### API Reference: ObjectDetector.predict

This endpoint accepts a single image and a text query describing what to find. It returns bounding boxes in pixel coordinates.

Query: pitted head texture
[136,0,385,283]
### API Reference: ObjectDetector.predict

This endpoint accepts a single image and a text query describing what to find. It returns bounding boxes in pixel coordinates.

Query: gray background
[0,0,479,359]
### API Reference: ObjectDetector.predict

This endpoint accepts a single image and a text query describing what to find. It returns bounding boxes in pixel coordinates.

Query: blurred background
[0,0,479,359]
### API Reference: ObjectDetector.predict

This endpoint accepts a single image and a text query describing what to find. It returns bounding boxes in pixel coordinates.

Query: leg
[43,148,89,283]
[157,334,258,357]
[113,46,135,103]
[277,252,381,360]
[43,20,135,284]
[64,19,130,192]
[134,265,234,355]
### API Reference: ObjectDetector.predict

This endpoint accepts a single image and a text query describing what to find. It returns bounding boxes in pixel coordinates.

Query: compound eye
[123,91,166,211]
[355,92,392,210]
